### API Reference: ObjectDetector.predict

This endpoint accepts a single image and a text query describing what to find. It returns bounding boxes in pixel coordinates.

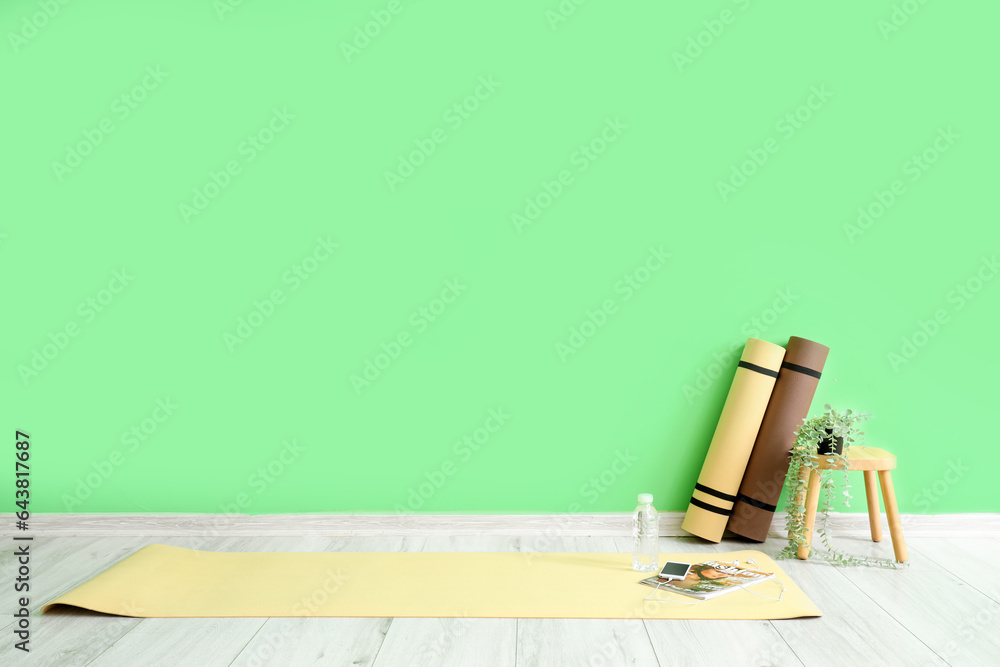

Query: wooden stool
[795,445,907,562]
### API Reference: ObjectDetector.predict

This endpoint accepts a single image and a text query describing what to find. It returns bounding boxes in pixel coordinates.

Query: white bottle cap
[637,493,653,504]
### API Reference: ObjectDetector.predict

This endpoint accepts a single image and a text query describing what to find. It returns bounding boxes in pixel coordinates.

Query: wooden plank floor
[2,534,998,666]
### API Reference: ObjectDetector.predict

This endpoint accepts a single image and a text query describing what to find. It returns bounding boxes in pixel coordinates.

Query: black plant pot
[817,428,844,456]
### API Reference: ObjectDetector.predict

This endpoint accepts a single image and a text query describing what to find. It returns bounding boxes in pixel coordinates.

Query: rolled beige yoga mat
[727,336,829,542]
[682,338,786,542]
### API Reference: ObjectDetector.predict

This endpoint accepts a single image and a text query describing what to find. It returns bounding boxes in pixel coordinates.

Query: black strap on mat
[735,493,777,513]
[689,497,733,516]
[694,482,737,503]
[737,360,779,378]
[780,361,822,379]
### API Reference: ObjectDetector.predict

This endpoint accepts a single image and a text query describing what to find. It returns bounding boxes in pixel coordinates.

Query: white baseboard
[4,512,997,538]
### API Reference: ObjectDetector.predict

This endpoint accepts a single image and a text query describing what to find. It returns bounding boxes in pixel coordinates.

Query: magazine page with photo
[639,560,776,600]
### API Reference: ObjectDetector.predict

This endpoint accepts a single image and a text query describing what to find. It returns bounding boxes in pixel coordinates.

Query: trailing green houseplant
[777,405,898,568]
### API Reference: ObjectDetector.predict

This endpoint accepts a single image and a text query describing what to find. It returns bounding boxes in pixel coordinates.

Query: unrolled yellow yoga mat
[42,545,819,620]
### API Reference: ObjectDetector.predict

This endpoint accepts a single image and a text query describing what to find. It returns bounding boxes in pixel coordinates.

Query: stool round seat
[812,445,896,471]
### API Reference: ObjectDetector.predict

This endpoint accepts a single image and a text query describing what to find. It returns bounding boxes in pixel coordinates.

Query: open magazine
[638,560,775,600]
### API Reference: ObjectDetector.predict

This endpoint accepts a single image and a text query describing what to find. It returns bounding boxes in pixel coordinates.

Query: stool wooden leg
[878,470,908,562]
[797,469,822,560]
[863,470,883,542]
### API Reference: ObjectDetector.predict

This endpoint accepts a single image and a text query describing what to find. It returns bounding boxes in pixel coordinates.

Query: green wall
[4,1,997,516]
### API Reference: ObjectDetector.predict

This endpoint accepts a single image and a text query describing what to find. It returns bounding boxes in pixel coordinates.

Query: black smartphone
[658,561,691,580]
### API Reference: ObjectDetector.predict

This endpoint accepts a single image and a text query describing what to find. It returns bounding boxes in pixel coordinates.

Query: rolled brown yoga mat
[727,336,829,542]
[681,337,785,543]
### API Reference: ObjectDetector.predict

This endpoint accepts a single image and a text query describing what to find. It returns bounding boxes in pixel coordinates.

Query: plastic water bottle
[632,493,659,572]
